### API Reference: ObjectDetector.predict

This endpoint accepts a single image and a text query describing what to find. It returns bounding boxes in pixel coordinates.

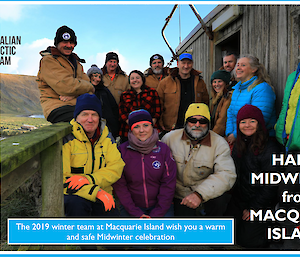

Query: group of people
[37,25,299,249]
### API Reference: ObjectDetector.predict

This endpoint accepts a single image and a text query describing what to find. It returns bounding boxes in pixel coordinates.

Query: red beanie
[236,104,267,135]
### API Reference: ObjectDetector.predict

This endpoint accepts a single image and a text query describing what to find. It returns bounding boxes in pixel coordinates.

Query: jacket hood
[169,67,202,79]
[39,46,86,63]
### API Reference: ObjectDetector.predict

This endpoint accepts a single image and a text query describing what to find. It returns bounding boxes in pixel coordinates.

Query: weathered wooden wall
[177,5,300,110]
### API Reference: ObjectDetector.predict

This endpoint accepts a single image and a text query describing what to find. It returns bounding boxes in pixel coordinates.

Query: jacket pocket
[191,160,213,180]
[71,167,84,174]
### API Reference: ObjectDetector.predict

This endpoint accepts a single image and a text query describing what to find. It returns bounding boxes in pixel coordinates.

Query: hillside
[0,73,42,115]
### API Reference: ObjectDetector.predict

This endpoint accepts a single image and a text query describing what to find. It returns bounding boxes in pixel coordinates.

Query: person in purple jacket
[113,109,177,217]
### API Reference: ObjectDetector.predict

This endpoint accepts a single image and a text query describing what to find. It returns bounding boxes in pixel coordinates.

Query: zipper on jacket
[91,144,95,174]
[141,154,149,208]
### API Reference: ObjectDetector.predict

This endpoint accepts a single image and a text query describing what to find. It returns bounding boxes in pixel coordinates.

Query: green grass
[0,114,51,137]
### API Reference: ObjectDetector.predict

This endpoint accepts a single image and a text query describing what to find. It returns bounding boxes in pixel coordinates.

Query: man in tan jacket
[37,25,94,123]
[101,52,130,104]
[144,54,169,90]
[161,103,236,217]
[157,52,209,133]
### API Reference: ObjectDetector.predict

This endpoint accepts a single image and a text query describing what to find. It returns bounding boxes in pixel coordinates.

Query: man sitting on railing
[63,93,124,217]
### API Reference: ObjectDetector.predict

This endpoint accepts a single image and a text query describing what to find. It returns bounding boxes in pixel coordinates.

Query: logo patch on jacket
[152,160,161,169]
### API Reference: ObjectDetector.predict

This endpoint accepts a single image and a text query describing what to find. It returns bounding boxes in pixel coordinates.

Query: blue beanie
[128,109,153,130]
[74,93,102,118]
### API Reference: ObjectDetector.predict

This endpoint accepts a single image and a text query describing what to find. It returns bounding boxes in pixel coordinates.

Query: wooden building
[176,5,300,109]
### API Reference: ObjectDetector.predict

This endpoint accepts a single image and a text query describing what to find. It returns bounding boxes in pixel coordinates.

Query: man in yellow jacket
[37,25,94,123]
[63,93,124,216]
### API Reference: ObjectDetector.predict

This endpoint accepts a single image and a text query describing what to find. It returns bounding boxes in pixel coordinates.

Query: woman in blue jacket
[225,55,276,146]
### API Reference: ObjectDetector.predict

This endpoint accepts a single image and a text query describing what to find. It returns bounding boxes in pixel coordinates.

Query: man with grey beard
[144,54,169,90]
[162,103,236,217]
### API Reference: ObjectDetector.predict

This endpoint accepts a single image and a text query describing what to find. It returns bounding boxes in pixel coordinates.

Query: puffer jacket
[113,141,176,217]
[37,46,94,119]
[144,67,169,89]
[231,139,281,210]
[162,129,236,202]
[63,119,125,202]
[101,67,130,104]
[225,76,276,138]
[157,68,209,131]
[276,63,300,151]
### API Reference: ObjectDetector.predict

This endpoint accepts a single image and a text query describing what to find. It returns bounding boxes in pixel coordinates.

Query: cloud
[1,38,52,76]
[0,4,23,21]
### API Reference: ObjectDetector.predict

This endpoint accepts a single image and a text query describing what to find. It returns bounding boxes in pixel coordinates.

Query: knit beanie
[128,70,146,85]
[210,70,231,84]
[87,64,103,77]
[236,104,267,134]
[105,52,119,63]
[54,25,77,46]
[128,109,153,130]
[150,54,164,66]
[185,103,211,122]
[74,93,102,118]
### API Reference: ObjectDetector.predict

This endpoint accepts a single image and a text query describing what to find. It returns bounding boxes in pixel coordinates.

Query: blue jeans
[119,203,174,217]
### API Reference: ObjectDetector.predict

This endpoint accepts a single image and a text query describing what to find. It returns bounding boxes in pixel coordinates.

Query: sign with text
[8,218,233,245]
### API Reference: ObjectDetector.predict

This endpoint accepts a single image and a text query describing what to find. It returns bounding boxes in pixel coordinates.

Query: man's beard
[152,67,163,75]
[185,124,208,141]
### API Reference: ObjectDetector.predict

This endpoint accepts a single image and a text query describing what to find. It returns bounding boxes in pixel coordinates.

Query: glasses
[186,117,208,124]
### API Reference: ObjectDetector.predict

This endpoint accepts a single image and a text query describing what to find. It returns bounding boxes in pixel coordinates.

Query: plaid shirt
[119,85,161,138]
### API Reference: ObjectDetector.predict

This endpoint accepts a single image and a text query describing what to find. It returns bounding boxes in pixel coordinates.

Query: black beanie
[54,26,77,46]
[150,54,164,66]
[105,52,119,63]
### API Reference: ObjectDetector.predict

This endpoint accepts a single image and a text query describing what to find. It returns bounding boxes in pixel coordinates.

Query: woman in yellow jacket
[63,93,124,216]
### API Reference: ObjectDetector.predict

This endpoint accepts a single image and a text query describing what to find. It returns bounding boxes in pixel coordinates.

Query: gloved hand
[65,175,89,190]
[96,189,115,211]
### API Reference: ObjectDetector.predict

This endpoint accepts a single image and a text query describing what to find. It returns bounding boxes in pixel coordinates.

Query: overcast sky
[0,3,217,76]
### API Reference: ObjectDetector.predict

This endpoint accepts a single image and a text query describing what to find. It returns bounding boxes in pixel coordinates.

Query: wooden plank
[1,122,72,177]
[40,140,64,218]
[1,155,40,200]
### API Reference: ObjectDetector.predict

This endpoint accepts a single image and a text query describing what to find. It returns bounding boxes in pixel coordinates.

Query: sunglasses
[186,117,208,124]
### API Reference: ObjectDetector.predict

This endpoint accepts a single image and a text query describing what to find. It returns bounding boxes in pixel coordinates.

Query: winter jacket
[276,63,300,151]
[94,84,119,139]
[157,68,209,131]
[113,141,177,217]
[144,67,169,90]
[210,90,232,137]
[101,68,130,105]
[37,47,94,119]
[231,139,281,210]
[161,129,236,202]
[225,76,276,138]
[118,85,161,138]
[63,119,125,202]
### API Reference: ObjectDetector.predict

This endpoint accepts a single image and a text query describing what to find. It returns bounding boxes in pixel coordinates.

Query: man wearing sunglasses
[162,103,236,217]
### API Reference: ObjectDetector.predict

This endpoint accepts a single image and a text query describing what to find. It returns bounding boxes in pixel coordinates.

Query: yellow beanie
[185,103,211,121]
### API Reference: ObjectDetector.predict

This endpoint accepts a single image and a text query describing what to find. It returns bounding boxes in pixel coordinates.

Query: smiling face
[235,57,257,83]
[239,118,258,137]
[76,110,99,138]
[57,41,75,56]
[212,79,226,93]
[151,59,163,74]
[178,59,193,78]
[131,122,153,141]
[223,54,237,72]
[90,73,102,86]
[129,72,143,92]
[106,59,118,73]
